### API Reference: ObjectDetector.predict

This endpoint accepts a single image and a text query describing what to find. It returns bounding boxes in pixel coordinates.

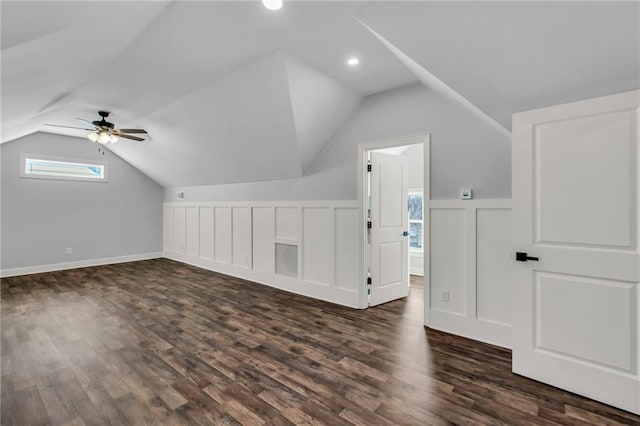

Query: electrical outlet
[66,248,72,255]
[441,289,450,302]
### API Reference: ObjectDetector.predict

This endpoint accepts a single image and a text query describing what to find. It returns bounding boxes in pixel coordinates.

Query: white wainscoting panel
[186,207,199,257]
[302,207,333,285]
[410,252,424,276]
[174,206,186,254]
[164,201,361,308]
[232,207,252,268]
[252,207,274,273]
[163,206,174,252]
[429,200,513,348]
[430,208,467,315]
[214,207,232,264]
[276,207,299,242]
[335,208,359,292]
[476,208,512,326]
[199,206,214,260]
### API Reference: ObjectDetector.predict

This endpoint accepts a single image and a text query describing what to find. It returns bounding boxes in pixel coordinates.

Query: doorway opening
[358,134,430,321]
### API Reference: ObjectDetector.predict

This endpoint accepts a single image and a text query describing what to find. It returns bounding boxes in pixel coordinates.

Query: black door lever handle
[516,252,539,262]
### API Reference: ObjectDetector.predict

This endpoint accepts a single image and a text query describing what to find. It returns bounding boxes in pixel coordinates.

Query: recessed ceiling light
[263,0,283,10]
[347,57,360,66]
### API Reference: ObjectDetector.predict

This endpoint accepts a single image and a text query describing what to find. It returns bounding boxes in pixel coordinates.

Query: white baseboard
[429,308,512,349]
[1,252,163,278]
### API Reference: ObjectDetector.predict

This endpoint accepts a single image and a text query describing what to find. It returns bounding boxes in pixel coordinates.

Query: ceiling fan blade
[75,118,96,127]
[116,133,145,141]
[113,129,147,134]
[45,124,94,131]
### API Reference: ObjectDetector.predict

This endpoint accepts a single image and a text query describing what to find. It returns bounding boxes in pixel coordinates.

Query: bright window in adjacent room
[21,155,108,182]
[408,192,423,251]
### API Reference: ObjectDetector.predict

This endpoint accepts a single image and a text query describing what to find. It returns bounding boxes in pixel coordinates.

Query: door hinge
[367,221,372,229]
[367,277,372,295]
[367,164,372,172]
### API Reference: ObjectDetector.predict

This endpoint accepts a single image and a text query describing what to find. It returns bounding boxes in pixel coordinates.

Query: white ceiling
[2,1,638,187]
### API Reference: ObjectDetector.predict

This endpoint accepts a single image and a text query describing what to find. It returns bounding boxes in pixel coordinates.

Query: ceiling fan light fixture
[98,130,111,144]
[88,132,99,142]
[263,0,282,10]
[110,135,119,144]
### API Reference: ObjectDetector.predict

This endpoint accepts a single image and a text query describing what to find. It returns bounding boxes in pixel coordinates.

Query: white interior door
[512,90,640,414]
[370,151,409,306]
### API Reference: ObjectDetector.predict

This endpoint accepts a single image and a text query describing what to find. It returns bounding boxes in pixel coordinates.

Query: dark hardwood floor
[2,259,639,425]
[410,275,424,288]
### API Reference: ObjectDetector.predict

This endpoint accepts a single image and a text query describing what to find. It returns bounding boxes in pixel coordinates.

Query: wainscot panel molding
[163,201,362,308]
[0,252,163,278]
[428,199,513,348]
[410,252,424,276]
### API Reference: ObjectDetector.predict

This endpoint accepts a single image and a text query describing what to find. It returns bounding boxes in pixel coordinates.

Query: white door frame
[357,133,431,315]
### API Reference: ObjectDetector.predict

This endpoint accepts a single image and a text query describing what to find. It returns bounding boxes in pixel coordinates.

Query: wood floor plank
[2,260,639,425]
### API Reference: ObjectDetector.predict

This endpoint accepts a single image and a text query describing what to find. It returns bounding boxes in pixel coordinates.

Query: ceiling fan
[45,111,147,144]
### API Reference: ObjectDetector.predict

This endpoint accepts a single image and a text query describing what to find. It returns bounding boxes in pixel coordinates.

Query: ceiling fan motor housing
[93,111,114,129]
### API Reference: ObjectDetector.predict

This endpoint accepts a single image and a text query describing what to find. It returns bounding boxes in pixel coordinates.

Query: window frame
[408,190,424,252]
[19,154,109,183]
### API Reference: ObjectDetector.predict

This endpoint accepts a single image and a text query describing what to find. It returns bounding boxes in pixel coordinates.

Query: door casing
[357,133,430,315]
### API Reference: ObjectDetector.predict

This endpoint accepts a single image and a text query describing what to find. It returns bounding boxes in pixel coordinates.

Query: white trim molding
[1,252,162,278]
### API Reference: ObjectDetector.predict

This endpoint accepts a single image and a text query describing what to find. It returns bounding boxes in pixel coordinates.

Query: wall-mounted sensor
[177,191,185,200]
[461,188,473,199]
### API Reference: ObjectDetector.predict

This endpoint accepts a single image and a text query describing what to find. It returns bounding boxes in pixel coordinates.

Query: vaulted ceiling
[2,1,638,187]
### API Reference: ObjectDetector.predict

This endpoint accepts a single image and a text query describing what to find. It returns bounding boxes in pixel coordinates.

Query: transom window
[20,155,108,182]
[408,192,423,251]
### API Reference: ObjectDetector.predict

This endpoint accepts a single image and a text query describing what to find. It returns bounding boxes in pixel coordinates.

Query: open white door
[512,90,640,414]
[369,151,409,306]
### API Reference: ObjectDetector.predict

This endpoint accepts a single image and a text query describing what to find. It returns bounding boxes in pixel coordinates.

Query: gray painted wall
[165,83,511,202]
[1,132,164,270]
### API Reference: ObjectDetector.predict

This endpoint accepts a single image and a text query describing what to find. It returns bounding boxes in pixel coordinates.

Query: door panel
[379,241,402,285]
[370,151,409,306]
[512,90,640,414]
[535,272,635,372]
[536,111,635,247]
[380,163,403,227]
